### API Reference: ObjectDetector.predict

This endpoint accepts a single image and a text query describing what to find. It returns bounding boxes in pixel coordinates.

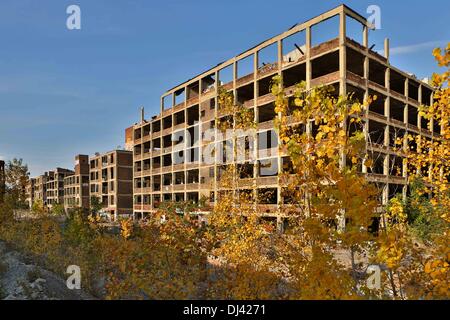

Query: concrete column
[306,27,311,90]
[384,38,390,62]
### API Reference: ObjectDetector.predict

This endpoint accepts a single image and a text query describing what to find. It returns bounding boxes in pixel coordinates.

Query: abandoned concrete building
[64,155,90,212]
[89,150,133,220]
[130,4,437,224]
[29,173,48,207]
[46,168,74,209]
[25,177,36,208]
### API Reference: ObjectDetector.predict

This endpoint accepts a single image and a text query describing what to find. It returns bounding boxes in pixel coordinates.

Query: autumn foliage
[0,45,448,300]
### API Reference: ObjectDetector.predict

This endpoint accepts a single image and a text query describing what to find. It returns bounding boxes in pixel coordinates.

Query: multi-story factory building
[89,150,133,220]
[64,155,90,212]
[130,5,437,223]
[25,178,36,208]
[46,168,74,209]
[32,173,48,207]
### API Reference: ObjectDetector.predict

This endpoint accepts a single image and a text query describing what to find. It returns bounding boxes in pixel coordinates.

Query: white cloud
[379,40,446,56]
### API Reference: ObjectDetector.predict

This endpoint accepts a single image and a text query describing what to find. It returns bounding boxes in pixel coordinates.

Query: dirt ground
[0,241,93,300]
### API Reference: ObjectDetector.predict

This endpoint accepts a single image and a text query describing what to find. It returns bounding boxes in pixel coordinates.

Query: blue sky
[0,0,449,176]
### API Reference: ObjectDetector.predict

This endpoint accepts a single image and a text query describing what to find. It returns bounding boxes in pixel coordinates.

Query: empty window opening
[175,172,185,185]
[134,145,142,156]
[367,152,384,174]
[163,154,172,167]
[163,135,172,148]
[258,43,278,76]
[174,88,185,106]
[187,169,199,184]
[389,156,404,177]
[390,70,405,96]
[237,54,254,80]
[422,86,432,106]
[420,114,429,131]
[258,188,278,204]
[433,119,441,135]
[187,105,199,126]
[346,47,365,77]
[143,159,151,170]
[152,138,161,150]
[368,89,385,116]
[163,193,172,201]
[143,141,151,153]
[282,63,306,88]
[311,15,339,47]
[258,158,278,177]
[258,76,272,97]
[163,173,172,186]
[152,175,161,191]
[282,30,306,65]
[153,194,161,207]
[347,84,365,103]
[134,128,142,140]
[135,195,142,204]
[187,81,200,100]
[175,193,184,202]
[408,133,418,152]
[143,195,151,205]
[152,157,161,169]
[163,116,172,129]
[311,51,339,79]
[201,74,216,94]
[390,98,405,122]
[368,120,386,146]
[407,105,418,127]
[346,117,364,137]
[143,124,150,136]
[408,81,419,101]
[143,177,150,188]
[134,178,142,188]
[237,83,254,105]
[174,110,185,126]
[187,192,199,204]
[163,94,173,110]
[219,64,233,87]
[258,103,276,123]
[389,126,405,147]
[346,15,364,44]
[368,59,386,87]
[388,184,404,200]
[152,120,161,133]
[238,163,254,179]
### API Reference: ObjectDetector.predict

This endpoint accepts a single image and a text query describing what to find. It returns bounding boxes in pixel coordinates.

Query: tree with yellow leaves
[271,76,381,299]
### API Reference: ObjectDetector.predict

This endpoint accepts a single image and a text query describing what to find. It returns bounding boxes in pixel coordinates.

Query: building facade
[64,155,90,212]
[32,173,48,207]
[46,168,74,209]
[89,150,133,220]
[25,178,36,208]
[130,5,437,223]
